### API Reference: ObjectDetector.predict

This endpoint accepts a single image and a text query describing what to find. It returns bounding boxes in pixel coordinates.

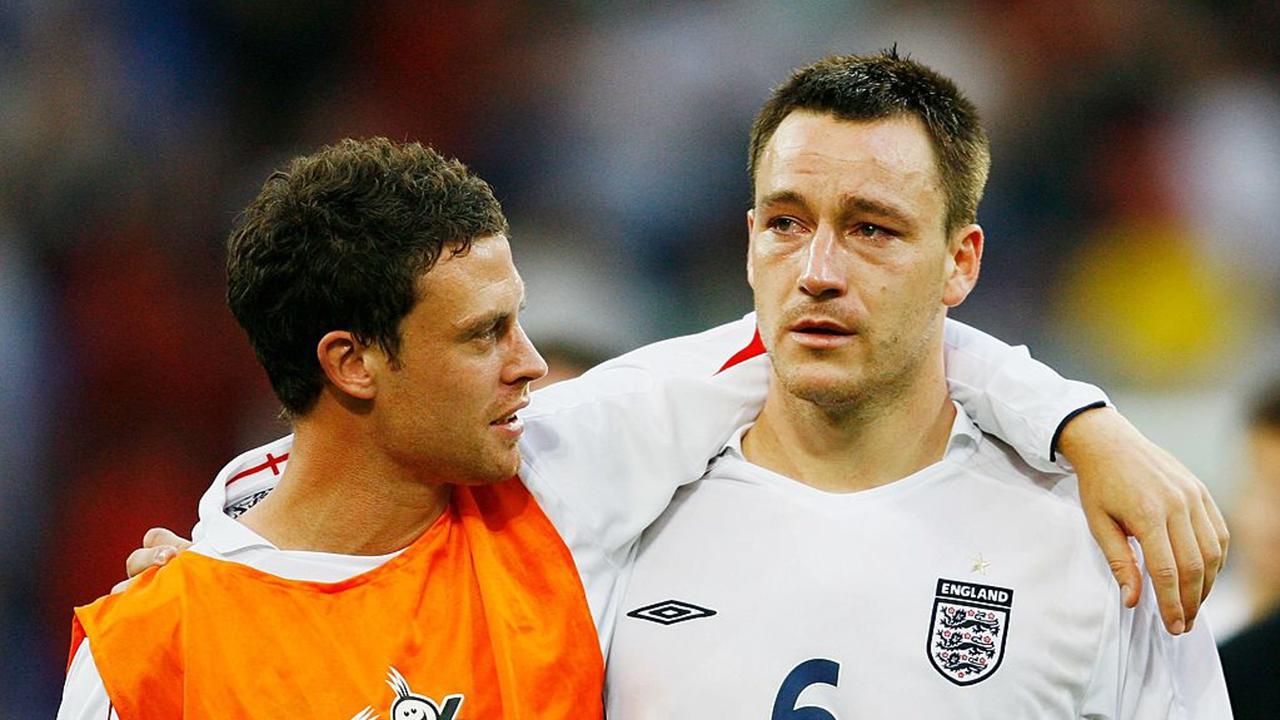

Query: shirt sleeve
[942,319,1109,474]
[57,639,120,720]
[520,315,768,560]
[1081,567,1234,719]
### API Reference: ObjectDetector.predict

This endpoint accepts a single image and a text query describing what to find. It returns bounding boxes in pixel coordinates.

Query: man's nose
[797,227,847,299]
[506,324,548,385]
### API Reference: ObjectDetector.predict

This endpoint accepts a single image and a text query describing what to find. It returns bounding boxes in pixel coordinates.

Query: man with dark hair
[1219,379,1280,720]
[746,50,991,236]
[59,139,609,719]
[606,51,1231,717]
[64,91,1227,714]
[226,138,512,421]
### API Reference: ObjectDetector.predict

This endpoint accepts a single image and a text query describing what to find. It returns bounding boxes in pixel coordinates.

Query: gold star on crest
[971,554,991,575]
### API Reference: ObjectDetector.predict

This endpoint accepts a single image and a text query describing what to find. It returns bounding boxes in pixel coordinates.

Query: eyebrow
[757,190,917,234]
[837,196,917,234]
[456,288,527,338]
[756,189,809,212]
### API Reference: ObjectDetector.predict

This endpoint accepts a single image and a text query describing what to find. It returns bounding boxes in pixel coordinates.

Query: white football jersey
[605,408,1231,719]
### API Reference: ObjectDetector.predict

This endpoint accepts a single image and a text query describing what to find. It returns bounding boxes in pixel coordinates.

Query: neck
[238,415,451,556]
[742,351,956,493]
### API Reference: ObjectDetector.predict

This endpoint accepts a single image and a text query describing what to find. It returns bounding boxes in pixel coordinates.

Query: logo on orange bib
[350,667,464,720]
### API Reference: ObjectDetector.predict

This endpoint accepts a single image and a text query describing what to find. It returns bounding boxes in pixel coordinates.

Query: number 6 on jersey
[772,658,840,720]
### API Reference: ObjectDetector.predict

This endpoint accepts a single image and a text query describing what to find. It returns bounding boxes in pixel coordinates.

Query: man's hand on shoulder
[1056,406,1229,636]
[112,527,191,594]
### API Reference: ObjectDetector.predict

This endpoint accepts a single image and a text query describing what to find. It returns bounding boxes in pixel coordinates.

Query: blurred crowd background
[1,1,1278,714]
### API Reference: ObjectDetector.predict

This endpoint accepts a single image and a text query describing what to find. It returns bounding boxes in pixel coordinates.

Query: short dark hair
[227,137,509,417]
[748,49,991,234]
[1249,378,1280,430]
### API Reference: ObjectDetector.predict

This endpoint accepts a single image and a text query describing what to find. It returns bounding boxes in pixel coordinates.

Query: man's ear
[746,209,756,289]
[316,330,379,402]
[943,223,983,308]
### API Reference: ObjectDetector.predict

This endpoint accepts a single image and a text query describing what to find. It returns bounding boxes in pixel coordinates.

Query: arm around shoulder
[943,319,1230,635]
[941,317,1109,473]
[519,315,767,554]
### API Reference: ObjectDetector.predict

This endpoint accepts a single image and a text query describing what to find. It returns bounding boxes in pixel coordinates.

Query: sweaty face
[748,111,965,413]
[375,235,547,485]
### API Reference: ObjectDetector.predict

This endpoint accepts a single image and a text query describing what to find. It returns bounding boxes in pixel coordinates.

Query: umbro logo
[627,599,717,626]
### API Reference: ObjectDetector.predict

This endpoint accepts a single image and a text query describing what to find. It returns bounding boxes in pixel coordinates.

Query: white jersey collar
[194,434,296,557]
[717,400,983,480]
[191,433,407,582]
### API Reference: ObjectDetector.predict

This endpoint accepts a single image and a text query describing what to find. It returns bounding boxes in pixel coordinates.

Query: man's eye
[474,323,503,342]
[769,217,804,234]
[853,223,894,241]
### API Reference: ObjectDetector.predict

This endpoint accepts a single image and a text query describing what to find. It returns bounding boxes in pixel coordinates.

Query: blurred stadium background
[1,1,1278,714]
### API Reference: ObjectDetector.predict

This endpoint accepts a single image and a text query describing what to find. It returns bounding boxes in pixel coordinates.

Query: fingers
[1165,510,1205,631]
[1189,493,1224,609]
[1086,511,1141,608]
[124,527,189,579]
[143,527,192,551]
[124,544,178,579]
[1135,522,1185,634]
[1202,484,1230,579]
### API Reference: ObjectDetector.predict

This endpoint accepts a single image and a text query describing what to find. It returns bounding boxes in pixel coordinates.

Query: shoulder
[68,560,197,706]
[958,434,1085,517]
[75,553,205,641]
[592,314,759,378]
[69,564,193,720]
[949,434,1113,580]
[526,315,760,417]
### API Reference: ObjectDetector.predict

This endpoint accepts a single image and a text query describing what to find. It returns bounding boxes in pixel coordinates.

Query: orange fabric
[68,615,87,674]
[71,478,604,719]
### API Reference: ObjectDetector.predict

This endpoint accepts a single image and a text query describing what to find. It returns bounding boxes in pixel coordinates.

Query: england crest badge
[926,579,1013,686]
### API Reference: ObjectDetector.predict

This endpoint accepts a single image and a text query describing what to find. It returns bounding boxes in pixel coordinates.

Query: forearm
[942,317,1109,471]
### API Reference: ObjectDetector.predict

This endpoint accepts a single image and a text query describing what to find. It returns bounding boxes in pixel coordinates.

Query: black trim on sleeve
[1049,400,1108,463]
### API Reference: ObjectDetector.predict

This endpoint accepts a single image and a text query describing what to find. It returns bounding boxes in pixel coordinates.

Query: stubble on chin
[776,364,888,421]
[773,333,929,422]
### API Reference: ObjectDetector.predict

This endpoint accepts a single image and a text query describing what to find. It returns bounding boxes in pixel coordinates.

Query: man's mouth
[789,318,854,335]
[490,398,530,433]
[786,317,857,348]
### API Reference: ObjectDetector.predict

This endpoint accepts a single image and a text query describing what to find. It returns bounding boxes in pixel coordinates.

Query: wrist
[1053,402,1116,465]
